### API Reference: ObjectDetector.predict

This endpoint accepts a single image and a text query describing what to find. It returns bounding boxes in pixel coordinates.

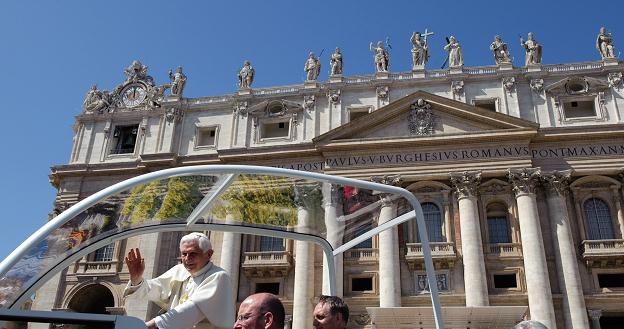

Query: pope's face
[180,241,212,273]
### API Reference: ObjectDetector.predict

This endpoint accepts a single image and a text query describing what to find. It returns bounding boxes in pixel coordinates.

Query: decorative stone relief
[83,85,113,113]
[508,168,541,195]
[502,77,516,93]
[451,80,464,96]
[587,309,602,321]
[530,78,544,93]
[449,171,482,199]
[608,72,622,88]
[416,273,449,292]
[480,182,508,195]
[165,107,183,123]
[541,170,572,195]
[303,95,315,111]
[233,101,249,116]
[327,89,341,105]
[376,86,389,100]
[408,98,435,136]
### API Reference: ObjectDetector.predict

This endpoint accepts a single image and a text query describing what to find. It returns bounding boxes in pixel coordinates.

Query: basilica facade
[31,31,624,329]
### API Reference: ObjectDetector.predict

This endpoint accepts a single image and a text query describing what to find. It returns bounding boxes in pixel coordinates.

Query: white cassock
[124,262,234,329]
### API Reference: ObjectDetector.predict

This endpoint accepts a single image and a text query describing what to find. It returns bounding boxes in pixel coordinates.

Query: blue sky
[0,0,621,260]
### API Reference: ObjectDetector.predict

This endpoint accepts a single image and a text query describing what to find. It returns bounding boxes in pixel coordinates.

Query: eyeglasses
[236,312,267,323]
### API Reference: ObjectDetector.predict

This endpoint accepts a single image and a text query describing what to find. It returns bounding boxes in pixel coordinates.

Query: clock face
[121,84,147,107]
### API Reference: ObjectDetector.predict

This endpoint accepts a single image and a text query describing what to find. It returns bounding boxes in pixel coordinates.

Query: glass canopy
[0,165,443,328]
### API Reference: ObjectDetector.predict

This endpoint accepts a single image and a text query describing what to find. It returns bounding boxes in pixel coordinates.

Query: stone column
[372,175,402,307]
[443,191,452,242]
[292,184,318,329]
[450,171,489,306]
[610,184,624,237]
[220,214,242,300]
[588,309,602,329]
[322,183,344,297]
[543,171,589,329]
[508,168,557,329]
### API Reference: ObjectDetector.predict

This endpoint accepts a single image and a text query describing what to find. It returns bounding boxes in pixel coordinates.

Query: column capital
[588,309,602,320]
[508,168,541,196]
[370,174,402,187]
[618,168,624,183]
[450,171,482,199]
[541,169,572,196]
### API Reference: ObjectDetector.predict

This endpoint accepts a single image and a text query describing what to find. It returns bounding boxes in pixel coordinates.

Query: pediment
[314,91,538,146]
[545,76,610,96]
[243,99,303,117]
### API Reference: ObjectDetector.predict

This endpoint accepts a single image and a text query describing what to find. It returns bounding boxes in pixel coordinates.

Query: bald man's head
[234,293,285,329]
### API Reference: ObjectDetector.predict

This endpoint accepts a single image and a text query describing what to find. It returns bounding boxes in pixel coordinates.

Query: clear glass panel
[0,171,414,308]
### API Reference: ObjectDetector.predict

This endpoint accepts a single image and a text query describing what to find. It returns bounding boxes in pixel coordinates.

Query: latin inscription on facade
[272,143,624,172]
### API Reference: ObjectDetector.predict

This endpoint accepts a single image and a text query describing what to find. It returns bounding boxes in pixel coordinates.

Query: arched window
[420,202,443,242]
[487,202,511,244]
[259,236,285,251]
[584,198,615,240]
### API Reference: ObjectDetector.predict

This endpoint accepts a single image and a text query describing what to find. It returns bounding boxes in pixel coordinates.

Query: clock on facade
[121,83,147,108]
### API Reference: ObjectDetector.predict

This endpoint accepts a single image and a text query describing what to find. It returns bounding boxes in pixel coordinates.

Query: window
[584,198,615,240]
[111,124,139,154]
[93,243,115,262]
[351,277,373,292]
[259,236,284,251]
[487,202,511,244]
[255,282,280,295]
[347,106,371,122]
[419,202,443,242]
[261,120,290,139]
[598,274,624,288]
[351,224,373,249]
[563,98,596,118]
[196,127,217,148]
[473,98,497,112]
[493,274,517,289]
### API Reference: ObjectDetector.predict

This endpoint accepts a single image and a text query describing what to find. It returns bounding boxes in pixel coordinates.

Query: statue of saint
[330,47,343,75]
[444,36,463,67]
[410,32,429,67]
[82,85,110,113]
[490,35,511,64]
[520,32,542,65]
[596,26,616,59]
[168,66,187,96]
[304,52,321,81]
[369,41,390,72]
[238,60,255,89]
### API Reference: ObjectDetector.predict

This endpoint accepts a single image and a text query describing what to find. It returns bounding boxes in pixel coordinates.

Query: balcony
[343,248,379,265]
[404,242,456,270]
[487,243,523,260]
[582,239,624,268]
[72,260,120,276]
[242,251,293,277]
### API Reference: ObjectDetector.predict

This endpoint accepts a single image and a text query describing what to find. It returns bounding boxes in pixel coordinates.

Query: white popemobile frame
[0,165,444,329]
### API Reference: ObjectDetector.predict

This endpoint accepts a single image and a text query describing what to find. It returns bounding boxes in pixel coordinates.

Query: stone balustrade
[582,239,624,268]
[487,243,523,259]
[343,248,379,264]
[404,242,456,270]
[241,251,293,277]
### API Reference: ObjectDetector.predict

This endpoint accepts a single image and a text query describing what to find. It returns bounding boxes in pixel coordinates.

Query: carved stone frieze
[508,168,541,195]
[541,170,572,196]
[530,78,544,93]
[370,174,401,187]
[450,171,482,199]
[502,76,516,93]
[408,98,435,136]
[480,182,508,195]
[165,107,183,123]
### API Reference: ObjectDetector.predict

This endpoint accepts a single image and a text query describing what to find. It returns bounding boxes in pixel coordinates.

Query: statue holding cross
[411,29,433,70]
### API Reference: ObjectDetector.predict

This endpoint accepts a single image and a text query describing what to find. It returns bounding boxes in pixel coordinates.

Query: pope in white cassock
[124,232,235,329]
